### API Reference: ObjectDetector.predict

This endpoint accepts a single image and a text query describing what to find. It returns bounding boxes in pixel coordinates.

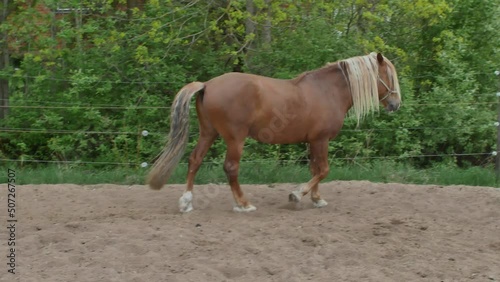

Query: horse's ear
[377,53,385,65]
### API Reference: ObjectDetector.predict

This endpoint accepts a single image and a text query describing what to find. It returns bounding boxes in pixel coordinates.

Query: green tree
[0,0,498,170]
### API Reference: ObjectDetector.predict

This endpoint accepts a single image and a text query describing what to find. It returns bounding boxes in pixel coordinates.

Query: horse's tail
[147,81,205,190]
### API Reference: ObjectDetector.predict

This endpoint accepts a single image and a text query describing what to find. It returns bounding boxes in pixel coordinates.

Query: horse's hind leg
[179,97,218,213]
[178,132,217,212]
[223,138,256,212]
[289,140,329,207]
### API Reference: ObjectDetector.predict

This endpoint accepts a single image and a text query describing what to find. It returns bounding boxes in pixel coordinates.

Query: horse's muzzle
[386,101,400,112]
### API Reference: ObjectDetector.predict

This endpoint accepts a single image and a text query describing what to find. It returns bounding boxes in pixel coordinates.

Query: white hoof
[313,199,328,208]
[288,190,302,203]
[179,191,194,213]
[233,205,257,212]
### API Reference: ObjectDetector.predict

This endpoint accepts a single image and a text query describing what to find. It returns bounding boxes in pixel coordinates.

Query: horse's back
[202,72,265,119]
[200,72,316,143]
[205,72,293,93]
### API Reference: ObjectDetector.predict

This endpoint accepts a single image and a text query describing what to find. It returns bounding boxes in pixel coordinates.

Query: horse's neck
[302,64,353,114]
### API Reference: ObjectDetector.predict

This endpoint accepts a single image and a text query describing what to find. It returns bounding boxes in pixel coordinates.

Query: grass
[3,161,499,187]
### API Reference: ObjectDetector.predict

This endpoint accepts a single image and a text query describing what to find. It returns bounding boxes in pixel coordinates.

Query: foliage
[0,0,499,170]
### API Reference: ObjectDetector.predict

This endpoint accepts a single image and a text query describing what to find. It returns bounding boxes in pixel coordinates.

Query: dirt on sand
[2,181,500,282]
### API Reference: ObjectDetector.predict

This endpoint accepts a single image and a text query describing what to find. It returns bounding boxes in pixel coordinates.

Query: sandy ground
[1,181,500,282]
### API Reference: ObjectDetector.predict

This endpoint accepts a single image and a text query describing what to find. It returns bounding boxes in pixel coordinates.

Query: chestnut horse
[148,52,401,213]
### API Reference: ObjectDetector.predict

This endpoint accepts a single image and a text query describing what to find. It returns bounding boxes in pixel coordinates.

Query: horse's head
[375,53,401,112]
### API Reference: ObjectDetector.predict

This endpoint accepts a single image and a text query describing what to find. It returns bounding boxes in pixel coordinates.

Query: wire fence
[2,70,498,170]
[1,66,497,87]
[0,124,497,136]
[0,152,495,168]
[0,105,171,110]
[2,98,497,168]
[0,98,497,110]
[1,108,497,167]
[2,127,496,168]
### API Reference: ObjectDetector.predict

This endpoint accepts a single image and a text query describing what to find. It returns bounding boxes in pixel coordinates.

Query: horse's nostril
[387,102,399,112]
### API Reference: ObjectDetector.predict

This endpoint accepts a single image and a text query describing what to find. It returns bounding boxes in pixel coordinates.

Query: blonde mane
[341,52,401,124]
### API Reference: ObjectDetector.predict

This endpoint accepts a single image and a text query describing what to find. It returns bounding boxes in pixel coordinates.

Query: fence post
[496,70,500,182]
[140,129,149,170]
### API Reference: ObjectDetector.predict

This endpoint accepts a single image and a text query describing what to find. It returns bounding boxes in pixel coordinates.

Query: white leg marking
[233,204,257,212]
[289,184,309,202]
[288,190,302,202]
[179,191,193,213]
[313,199,328,208]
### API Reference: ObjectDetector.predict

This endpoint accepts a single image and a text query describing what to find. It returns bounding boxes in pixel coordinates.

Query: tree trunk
[245,0,256,49]
[127,0,139,18]
[243,0,256,70]
[262,0,271,45]
[0,0,10,119]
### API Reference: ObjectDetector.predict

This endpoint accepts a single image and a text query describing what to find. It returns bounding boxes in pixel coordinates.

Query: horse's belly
[248,124,307,144]
[247,102,312,144]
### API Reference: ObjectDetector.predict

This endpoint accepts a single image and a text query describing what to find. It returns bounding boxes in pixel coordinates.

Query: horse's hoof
[233,205,257,212]
[288,191,302,203]
[180,203,193,213]
[313,199,328,208]
[179,191,194,213]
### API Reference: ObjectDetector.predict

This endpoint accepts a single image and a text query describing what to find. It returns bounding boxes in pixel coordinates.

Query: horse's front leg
[289,140,329,207]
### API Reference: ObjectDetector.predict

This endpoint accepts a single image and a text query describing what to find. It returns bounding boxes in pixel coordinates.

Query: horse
[147,52,401,213]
